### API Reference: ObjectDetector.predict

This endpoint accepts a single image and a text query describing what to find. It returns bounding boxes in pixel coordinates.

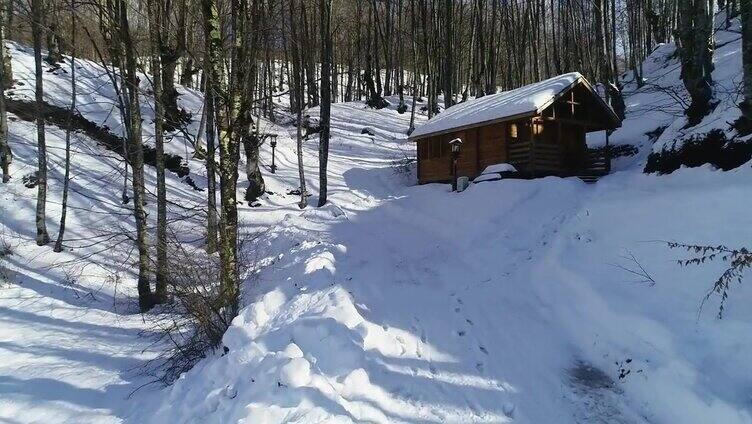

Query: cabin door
[560,124,586,174]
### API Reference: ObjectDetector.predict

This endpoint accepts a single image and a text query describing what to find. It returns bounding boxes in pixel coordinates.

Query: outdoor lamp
[449,137,463,191]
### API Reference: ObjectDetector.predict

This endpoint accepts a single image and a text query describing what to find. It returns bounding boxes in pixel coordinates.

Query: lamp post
[269,134,278,174]
[449,137,463,191]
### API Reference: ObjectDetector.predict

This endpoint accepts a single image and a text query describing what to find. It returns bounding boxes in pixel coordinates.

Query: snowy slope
[139,150,752,423]
[601,12,750,173]
[136,14,752,424]
[2,13,752,424]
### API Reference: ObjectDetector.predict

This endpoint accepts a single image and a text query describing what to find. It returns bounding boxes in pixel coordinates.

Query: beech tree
[741,0,751,124]
[31,0,50,246]
[53,0,75,253]
[677,0,714,125]
[318,0,331,207]
[148,0,168,301]
[202,0,257,317]
[0,0,9,184]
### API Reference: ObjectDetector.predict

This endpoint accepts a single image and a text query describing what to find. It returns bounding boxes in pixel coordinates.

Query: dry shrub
[149,229,262,383]
[0,234,13,286]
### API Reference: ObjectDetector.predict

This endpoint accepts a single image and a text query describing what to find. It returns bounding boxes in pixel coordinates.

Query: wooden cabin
[409,73,622,184]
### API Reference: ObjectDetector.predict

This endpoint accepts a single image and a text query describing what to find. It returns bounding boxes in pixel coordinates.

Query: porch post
[530,118,536,178]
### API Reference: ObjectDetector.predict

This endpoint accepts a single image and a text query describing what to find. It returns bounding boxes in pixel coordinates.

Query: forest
[0,0,751,422]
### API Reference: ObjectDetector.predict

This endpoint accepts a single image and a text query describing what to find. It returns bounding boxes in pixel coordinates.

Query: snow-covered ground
[1,13,752,424]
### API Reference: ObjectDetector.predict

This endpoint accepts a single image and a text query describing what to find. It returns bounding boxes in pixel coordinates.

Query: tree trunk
[160,53,182,126]
[45,22,63,65]
[203,0,242,318]
[290,0,308,209]
[203,33,219,253]
[677,0,714,125]
[318,0,331,207]
[0,0,10,184]
[32,0,49,246]
[0,0,10,87]
[243,130,266,202]
[53,0,75,253]
[204,85,218,253]
[116,0,152,311]
[443,0,453,109]
[149,0,168,302]
[741,0,751,122]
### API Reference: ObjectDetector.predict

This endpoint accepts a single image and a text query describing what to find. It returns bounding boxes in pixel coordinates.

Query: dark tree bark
[32,0,50,246]
[243,130,266,202]
[113,0,153,311]
[741,0,751,123]
[149,0,168,302]
[204,84,218,253]
[677,0,714,125]
[318,0,331,207]
[53,0,76,253]
[0,0,10,184]
[289,0,308,209]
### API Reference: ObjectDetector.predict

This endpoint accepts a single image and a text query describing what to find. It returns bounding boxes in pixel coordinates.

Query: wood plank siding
[417,124,509,183]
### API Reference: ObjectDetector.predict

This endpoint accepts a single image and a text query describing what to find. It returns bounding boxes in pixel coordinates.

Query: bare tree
[32,0,50,246]
[149,0,168,302]
[741,0,751,126]
[288,0,307,209]
[202,0,255,318]
[202,55,218,254]
[0,0,10,184]
[318,0,331,207]
[53,0,76,253]
[677,0,715,125]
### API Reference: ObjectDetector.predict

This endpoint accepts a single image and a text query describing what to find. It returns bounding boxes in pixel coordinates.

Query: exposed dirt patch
[644,129,752,174]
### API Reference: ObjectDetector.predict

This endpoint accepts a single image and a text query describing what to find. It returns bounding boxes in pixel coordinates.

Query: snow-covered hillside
[139,16,752,423]
[1,13,752,424]
[603,12,750,173]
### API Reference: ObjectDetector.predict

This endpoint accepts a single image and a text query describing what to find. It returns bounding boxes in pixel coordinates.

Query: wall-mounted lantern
[449,137,463,192]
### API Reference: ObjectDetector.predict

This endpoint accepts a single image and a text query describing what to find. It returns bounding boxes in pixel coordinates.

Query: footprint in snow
[479,345,489,355]
[454,307,461,313]
[465,318,474,326]
[395,335,407,356]
[476,362,485,373]
[429,363,437,374]
[457,330,466,337]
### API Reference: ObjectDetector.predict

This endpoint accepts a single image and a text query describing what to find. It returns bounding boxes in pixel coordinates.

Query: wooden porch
[506,117,611,182]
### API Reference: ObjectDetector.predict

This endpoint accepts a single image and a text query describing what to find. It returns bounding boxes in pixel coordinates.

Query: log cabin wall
[414,81,620,184]
[417,133,453,183]
[478,123,507,171]
[417,123,509,183]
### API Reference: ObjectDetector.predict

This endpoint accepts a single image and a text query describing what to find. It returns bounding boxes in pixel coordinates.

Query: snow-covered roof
[409,72,614,140]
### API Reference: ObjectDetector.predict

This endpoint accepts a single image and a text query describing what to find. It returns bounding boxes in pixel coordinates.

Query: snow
[409,72,583,139]
[138,160,752,423]
[2,12,752,424]
[481,163,518,174]
[612,12,750,160]
[474,164,518,183]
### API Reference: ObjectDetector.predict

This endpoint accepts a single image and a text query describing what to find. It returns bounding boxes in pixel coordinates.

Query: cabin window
[508,123,518,139]
[533,123,544,136]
